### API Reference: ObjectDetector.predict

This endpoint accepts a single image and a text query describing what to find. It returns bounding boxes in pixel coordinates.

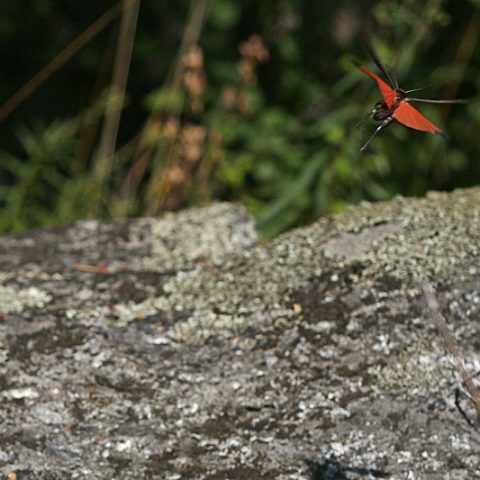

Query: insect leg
[405,97,468,104]
[360,117,393,152]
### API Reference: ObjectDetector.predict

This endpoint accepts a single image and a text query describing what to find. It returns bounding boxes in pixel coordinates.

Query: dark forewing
[365,43,399,89]
[358,66,396,108]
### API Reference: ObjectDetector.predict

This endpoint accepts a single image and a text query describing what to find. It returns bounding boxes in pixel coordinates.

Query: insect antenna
[404,87,429,94]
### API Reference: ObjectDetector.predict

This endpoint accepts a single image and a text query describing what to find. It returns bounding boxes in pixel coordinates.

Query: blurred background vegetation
[0,0,478,238]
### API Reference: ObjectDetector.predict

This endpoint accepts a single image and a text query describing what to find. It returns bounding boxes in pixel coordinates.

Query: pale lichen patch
[150,203,257,269]
[0,285,51,313]
[120,189,480,345]
[112,298,159,325]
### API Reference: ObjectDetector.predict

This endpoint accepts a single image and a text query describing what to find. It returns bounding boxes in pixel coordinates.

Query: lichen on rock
[1,192,480,478]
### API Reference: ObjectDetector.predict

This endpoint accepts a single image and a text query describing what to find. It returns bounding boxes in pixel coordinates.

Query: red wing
[358,65,396,108]
[393,101,443,134]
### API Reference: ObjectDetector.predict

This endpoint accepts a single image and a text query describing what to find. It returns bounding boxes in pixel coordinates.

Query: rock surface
[1,192,480,479]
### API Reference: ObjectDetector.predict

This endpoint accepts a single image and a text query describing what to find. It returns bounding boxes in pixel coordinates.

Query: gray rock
[1,193,480,479]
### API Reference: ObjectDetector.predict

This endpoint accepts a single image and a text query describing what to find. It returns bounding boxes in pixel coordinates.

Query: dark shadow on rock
[306,456,390,480]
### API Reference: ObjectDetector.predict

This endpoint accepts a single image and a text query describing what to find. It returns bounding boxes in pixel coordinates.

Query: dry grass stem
[423,283,480,422]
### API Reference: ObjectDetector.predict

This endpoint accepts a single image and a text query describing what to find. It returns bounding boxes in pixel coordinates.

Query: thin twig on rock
[423,283,480,423]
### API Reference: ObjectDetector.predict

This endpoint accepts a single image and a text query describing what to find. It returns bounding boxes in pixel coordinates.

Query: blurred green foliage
[0,0,478,237]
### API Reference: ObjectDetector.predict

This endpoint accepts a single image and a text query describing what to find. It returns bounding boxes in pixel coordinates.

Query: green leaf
[144,87,184,114]
[209,0,240,29]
